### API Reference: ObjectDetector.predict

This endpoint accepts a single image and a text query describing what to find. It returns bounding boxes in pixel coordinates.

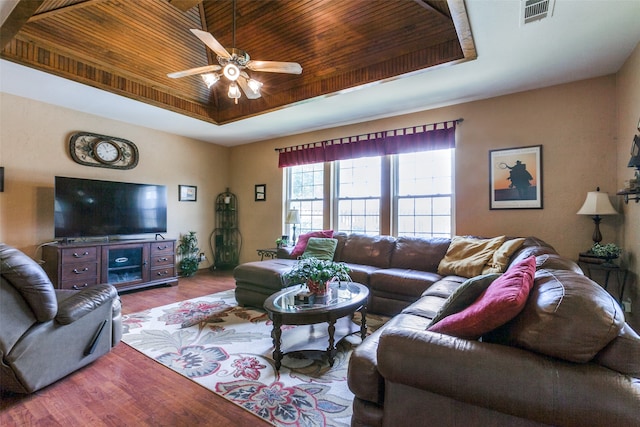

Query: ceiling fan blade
[167,64,222,79]
[247,60,302,74]
[237,75,262,99]
[190,29,231,59]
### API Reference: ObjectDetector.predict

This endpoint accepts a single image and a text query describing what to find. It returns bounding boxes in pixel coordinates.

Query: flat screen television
[54,176,167,239]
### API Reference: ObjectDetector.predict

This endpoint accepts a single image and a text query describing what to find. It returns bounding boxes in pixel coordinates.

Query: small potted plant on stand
[587,242,621,267]
[177,231,200,277]
[282,257,351,304]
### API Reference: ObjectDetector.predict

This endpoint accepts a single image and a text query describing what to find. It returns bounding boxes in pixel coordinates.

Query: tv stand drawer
[61,262,98,281]
[61,247,98,263]
[152,266,175,279]
[151,254,175,268]
[151,241,174,255]
[62,278,99,291]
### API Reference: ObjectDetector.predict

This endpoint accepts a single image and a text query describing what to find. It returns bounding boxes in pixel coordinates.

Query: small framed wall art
[489,145,543,209]
[179,185,197,202]
[255,184,266,201]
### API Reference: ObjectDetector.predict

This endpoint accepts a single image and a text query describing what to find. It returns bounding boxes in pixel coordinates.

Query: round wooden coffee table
[263,281,369,370]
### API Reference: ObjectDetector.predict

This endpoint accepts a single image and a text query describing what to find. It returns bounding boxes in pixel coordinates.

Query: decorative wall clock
[69,132,138,169]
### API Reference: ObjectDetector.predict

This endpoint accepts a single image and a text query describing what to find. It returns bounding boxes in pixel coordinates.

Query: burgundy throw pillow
[290,230,334,258]
[428,256,536,339]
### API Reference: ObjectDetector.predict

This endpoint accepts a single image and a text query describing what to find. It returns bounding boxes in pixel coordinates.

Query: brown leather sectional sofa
[233,233,640,426]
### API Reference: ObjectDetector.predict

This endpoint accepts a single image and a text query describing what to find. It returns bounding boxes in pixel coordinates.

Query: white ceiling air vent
[521,0,555,25]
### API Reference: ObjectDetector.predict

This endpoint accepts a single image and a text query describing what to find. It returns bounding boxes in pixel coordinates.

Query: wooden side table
[256,248,278,261]
[578,253,628,302]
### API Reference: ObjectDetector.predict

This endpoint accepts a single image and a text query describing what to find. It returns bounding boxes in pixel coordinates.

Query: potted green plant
[177,231,200,277]
[588,242,621,263]
[282,256,351,295]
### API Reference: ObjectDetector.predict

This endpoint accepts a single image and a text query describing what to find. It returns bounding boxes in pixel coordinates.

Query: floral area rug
[121,289,387,427]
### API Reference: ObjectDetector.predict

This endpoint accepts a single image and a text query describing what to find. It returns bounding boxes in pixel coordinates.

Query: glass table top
[270,281,366,313]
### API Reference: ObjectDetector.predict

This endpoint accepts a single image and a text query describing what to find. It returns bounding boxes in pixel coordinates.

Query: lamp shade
[201,73,219,88]
[576,189,617,216]
[285,208,301,224]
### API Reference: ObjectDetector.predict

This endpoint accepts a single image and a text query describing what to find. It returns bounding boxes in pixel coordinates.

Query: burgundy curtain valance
[277,119,460,168]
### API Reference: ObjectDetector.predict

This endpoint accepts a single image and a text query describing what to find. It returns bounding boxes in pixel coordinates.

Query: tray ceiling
[1,0,475,125]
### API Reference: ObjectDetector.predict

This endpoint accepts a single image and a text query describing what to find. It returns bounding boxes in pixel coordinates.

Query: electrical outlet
[622,298,632,313]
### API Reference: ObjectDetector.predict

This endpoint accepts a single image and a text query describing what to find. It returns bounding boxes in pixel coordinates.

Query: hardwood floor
[0,270,271,426]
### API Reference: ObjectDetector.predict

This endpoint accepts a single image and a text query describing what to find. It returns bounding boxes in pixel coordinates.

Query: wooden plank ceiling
[1,0,475,125]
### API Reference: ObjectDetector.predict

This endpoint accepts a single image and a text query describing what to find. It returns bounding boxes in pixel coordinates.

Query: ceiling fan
[167,0,302,104]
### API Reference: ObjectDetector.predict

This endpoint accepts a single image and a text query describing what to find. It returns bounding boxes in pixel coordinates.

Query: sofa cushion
[437,236,506,278]
[301,237,338,261]
[370,268,443,299]
[390,236,451,272]
[482,238,525,274]
[233,259,298,289]
[340,234,396,269]
[421,276,467,298]
[593,323,640,377]
[342,263,381,286]
[535,253,583,274]
[507,236,557,269]
[401,295,450,320]
[428,256,535,339]
[427,273,501,327]
[0,244,58,322]
[348,313,431,406]
[485,268,625,363]
[290,230,334,258]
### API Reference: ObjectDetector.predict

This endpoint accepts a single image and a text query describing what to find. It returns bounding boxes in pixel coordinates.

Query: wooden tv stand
[42,239,178,292]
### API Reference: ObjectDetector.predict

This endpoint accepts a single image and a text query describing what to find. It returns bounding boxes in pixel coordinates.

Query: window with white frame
[336,157,381,235]
[286,163,324,236]
[395,149,453,237]
[284,149,453,238]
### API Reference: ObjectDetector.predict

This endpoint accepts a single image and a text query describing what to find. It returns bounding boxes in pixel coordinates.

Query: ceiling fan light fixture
[228,81,241,103]
[247,78,263,95]
[201,73,220,88]
[223,63,240,81]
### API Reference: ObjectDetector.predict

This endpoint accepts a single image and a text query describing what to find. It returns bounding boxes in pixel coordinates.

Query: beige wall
[0,93,230,267]
[616,42,640,326]
[231,76,619,263]
[1,57,636,327]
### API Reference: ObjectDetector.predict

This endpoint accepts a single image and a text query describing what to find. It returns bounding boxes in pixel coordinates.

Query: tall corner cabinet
[211,189,241,270]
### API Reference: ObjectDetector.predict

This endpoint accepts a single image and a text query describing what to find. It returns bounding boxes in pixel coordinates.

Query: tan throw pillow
[482,238,526,274]
[437,235,506,278]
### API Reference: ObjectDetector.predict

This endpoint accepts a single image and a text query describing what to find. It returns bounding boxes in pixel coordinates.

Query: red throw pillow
[290,230,334,258]
[428,256,536,339]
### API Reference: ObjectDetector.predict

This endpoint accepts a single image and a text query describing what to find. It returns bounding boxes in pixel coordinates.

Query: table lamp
[576,187,617,244]
[285,208,301,244]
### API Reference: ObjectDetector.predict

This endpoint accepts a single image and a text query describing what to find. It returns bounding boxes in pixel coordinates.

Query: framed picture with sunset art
[489,145,542,209]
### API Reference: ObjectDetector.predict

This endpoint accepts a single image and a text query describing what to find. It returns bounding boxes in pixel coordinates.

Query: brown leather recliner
[0,243,122,393]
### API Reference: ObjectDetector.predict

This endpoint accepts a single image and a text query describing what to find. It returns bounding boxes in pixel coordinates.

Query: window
[284,150,453,237]
[336,157,381,234]
[286,163,324,235]
[395,149,453,237]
